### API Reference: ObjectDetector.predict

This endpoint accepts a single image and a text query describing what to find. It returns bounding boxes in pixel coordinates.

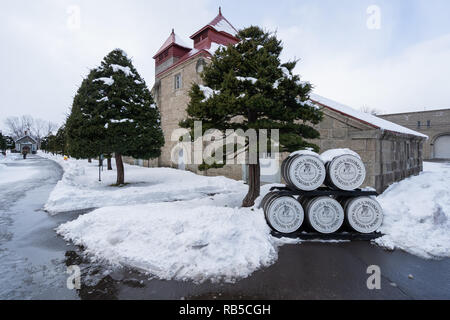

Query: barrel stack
[261,149,384,236]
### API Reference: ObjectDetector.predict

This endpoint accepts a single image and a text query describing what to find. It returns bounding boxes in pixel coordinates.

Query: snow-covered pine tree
[92,49,164,185]
[180,26,323,207]
[66,72,108,161]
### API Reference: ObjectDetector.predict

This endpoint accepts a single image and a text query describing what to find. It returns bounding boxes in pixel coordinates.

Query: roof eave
[190,25,239,41]
[152,43,192,59]
[155,50,212,78]
[312,99,427,139]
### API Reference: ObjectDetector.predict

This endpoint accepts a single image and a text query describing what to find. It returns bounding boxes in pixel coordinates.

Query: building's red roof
[152,29,191,59]
[190,8,238,39]
[154,8,239,77]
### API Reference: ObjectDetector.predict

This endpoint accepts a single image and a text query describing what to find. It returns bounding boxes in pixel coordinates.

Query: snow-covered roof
[310,93,428,138]
[208,12,238,36]
[15,135,37,144]
[191,9,238,39]
[153,29,191,58]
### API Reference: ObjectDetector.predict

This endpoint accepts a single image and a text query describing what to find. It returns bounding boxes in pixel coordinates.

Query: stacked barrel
[261,149,383,235]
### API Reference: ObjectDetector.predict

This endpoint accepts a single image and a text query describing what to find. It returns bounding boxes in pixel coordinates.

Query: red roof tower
[153,8,239,77]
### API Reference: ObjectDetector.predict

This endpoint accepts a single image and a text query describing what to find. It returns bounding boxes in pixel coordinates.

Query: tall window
[427,120,431,128]
[174,73,182,90]
[417,121,421,128]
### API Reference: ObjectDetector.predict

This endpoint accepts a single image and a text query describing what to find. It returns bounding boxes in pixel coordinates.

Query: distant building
[379,109,450,160]
[122,9,429,193]
[15,133,37,154]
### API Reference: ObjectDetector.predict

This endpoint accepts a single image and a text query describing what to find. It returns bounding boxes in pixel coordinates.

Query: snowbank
[40,152,246,214]
[56,185,282,283]
[375,162,450,259]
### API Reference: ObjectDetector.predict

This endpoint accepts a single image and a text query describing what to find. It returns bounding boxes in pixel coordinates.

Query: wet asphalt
[0,155,448,300]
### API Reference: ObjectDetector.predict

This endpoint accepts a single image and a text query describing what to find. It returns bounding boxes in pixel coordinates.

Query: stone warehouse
[124,9,428,193]
[379,109,450,160]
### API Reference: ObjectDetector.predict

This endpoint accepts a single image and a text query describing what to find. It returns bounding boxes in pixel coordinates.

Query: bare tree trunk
[107,157,112,170]
[115,153,124,185]
[242,162,260,207]
[88,158,92,163]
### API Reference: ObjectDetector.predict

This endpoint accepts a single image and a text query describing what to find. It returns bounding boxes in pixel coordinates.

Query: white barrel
[264,195,304,234]
[259,191,280,211]
[281,151,326,191]
[341,197,383,234]
[324,153,366,191]
[301,196,344,234]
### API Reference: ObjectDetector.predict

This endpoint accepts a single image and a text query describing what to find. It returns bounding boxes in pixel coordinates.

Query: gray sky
[1,0,450,128]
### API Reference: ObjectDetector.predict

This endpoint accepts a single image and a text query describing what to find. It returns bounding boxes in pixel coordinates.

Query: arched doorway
[434,135,450,159]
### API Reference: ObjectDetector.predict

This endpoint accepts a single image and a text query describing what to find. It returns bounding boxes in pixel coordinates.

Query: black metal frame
[271,230,383,241]
[269,186,379,197]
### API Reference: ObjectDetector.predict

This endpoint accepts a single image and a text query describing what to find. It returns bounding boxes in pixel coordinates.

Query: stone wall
[153,54,209,169]
[306,107,425,192]
[379,109,450,160]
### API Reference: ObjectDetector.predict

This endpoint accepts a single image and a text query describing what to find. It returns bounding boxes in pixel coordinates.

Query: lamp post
[99,154,104,181]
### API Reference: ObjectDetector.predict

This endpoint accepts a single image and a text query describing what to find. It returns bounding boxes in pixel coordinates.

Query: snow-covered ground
[37,152,449,282]
[0,153,40,185]
[39,152,246,214]
[375,162,450,259]
[57,188,283,283]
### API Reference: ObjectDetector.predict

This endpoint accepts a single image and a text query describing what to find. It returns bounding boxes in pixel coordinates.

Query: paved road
[0,155,449,299]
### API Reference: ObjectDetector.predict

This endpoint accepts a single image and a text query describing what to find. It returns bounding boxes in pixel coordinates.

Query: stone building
[126,9,428,193]
[15,133,37,154]
[308,94,427,192]
[379,109,450,160]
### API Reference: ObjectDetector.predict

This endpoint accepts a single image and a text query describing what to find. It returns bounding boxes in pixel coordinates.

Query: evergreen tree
[68,49,164,185]
[66,73,107,160]
[54,126,67,155]
[0,132,6,152]
[6,136,15,150]
[180,26,323,207]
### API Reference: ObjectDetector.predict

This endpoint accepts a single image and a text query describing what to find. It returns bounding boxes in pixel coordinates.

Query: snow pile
[111,64,135,77]
[375,162,450,259]
[94,77,114,86]
[206,43,226,56]
[309,93,427,138]
[236,76,257,84]
[320,148,361,163]
[0,153,22,164]
[39,152,246,214]
[199,85,219,102]
[56,185,281,283]
[281,66,293,80]
[174,34,191,49]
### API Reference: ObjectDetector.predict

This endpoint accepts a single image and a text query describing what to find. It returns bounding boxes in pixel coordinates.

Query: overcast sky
[1,0,449,127]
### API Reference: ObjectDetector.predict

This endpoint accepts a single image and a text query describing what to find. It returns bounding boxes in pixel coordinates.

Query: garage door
[434,135,450,159]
